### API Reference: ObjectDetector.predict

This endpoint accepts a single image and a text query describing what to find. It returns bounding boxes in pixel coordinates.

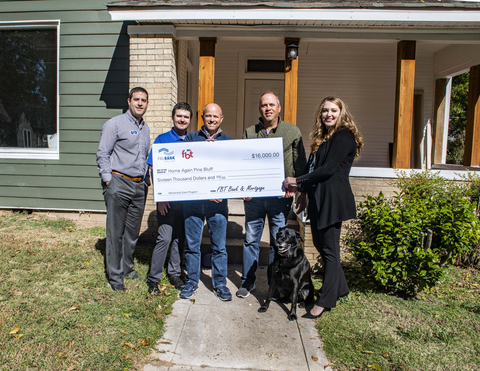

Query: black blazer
[297,127,357,230]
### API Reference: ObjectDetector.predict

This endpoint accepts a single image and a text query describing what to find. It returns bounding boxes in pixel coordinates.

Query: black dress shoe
[302,307,331,319]
[147,281,160,295]
[109,283,126,292]
[169,276,185,290]
[125,273,141,280]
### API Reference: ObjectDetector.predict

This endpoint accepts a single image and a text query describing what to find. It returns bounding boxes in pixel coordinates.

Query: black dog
[258,226,314,321]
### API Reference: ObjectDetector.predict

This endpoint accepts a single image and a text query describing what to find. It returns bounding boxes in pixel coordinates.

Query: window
[0,21,59,159]
[447,72,469,165]
[247,59,284,73]
[23,130,32,148]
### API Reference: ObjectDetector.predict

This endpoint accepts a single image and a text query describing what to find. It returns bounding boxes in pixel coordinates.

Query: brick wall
[129,34,179,242]
[350,176,399,202]
[299,176,399,268]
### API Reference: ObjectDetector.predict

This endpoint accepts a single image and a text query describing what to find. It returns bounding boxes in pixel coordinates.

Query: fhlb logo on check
[157,147,175,161]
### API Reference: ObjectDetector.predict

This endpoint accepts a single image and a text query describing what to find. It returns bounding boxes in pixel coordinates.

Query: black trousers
[311,221,349,308]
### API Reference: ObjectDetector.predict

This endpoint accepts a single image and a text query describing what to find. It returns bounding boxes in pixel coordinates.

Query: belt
[112,171,143,182]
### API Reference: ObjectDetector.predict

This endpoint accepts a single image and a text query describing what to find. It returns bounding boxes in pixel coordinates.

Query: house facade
[1,1,480,255]
[0,0,132,219]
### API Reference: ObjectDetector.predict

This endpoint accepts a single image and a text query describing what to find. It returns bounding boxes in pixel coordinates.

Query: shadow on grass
[312,259,389,297]
[343,262,383,293]
[133,243,155,266]
[460,295,480,315]
[94,238,108,281]
[94,236,156,281]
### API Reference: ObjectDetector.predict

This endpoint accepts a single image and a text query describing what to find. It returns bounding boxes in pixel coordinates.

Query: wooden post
[392,40,416,169]
[464,65,480,166]
[433,78,449,164]
[284,38,300,125]
[198,37,216,129]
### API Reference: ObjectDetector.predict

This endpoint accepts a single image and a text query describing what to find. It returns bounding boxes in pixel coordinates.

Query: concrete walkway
[143,264,332,371]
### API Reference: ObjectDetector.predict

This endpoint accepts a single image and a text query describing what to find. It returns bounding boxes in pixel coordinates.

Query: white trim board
[110,9,480,23]
[0,206,107,213]
[350,167,478,180]
[0,149,60,160]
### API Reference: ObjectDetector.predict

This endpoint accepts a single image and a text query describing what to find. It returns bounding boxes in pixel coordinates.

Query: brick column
[129,32,179,240]
[299,176,400,268]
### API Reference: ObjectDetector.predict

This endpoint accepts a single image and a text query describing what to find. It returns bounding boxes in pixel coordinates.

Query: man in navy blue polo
[146,102,193,294]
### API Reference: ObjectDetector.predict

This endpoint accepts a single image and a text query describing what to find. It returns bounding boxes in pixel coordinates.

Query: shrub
[394,170,480,267]
[430,194,480,265]
[346,192,444,294]
[455,172,480,267]
[346,170,480,294]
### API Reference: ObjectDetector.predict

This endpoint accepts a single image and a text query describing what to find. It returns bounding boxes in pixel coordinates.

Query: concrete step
[200,219,299,264]
[200,238,270,265]
[203,215,299,241]
[227,198,245,215]
[203,214,269,242]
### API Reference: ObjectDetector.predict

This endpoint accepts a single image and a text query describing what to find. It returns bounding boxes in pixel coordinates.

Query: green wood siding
[0,164,98,177]
[0,0,133,211]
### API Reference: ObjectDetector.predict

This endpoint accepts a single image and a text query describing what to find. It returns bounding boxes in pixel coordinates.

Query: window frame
[0,20,60,160]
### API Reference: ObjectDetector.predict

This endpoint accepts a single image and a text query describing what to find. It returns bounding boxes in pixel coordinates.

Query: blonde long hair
[310,96,364,158]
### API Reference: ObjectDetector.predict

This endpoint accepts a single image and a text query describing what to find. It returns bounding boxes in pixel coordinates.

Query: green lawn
[0,212,176,371]
[315,262,480,370]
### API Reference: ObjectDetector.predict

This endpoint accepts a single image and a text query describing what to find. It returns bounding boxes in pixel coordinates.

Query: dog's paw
[287,313,297,321]
[258,306,268,313]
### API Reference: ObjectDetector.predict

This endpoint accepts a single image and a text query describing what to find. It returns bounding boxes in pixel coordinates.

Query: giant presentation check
[152,138,285,202]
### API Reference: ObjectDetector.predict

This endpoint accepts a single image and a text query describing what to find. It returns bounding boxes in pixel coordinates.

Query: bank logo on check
[157,147,175,162]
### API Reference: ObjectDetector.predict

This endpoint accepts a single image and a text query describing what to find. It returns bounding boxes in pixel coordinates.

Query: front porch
[108,1,480,264]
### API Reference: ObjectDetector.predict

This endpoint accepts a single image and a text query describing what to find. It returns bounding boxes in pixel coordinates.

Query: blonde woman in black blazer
[283,96,364,318]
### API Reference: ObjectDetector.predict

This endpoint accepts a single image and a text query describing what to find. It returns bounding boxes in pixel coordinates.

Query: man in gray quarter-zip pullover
[96,87,151,292]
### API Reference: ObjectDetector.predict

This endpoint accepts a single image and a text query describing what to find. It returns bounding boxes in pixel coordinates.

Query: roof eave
[108,7,480,23]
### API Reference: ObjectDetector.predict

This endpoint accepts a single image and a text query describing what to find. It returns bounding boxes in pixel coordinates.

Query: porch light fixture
[286,43,299,60]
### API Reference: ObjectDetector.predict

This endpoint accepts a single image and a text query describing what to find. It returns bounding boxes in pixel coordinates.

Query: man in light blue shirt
[146,102,192,294]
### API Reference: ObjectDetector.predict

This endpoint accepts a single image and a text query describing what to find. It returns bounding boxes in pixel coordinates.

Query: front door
[244,79,284,131]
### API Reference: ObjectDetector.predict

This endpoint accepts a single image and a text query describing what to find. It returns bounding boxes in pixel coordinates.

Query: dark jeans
[147,202,184,284]
[311,221,349,308]
[103,174,147,286]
